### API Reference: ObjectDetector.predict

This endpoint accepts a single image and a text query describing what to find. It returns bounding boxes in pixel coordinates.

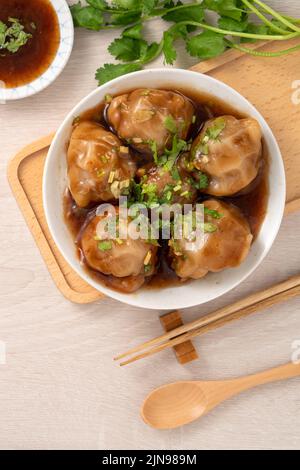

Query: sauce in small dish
[0,0,60,88]
[0,0,73,100]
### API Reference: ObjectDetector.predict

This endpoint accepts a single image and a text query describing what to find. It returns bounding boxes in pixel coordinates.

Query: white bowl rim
[43,68,286,310]
[1,0,74,101]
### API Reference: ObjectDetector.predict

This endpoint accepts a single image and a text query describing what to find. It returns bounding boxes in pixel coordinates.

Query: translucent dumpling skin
[80,211,158,293]
[107,88,195,156]
[191,115,262,196]
[169,199,253,280]
[67,121,136,207]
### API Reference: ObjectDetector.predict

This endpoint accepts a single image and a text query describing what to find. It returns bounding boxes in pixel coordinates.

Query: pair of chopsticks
[114,274,300,366]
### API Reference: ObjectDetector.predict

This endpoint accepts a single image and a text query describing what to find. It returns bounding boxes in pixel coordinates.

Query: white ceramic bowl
[2,0,73,101]
[43,69,286,310]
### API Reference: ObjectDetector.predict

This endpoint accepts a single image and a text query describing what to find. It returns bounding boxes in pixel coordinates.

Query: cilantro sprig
[70,1,300,84]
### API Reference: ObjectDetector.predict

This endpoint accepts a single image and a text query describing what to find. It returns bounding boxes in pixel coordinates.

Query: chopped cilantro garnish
[171,166,181,181]
[206,117,226,141]
[159,135,187,172]
[193,117,226,158]
[148,139,158,164]
[164,115,177,134]
[191,172,209,190]
[204,207,223,219]
[0,18,32,54]
[98,240,112,251]
[202,222,217,233]
[141,182,159,206]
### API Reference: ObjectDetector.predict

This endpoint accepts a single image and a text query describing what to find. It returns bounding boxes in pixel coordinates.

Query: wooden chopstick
[115,274,300,366]
[115,274,300,361]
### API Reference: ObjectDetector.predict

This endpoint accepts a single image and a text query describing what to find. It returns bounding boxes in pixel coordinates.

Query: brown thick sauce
[64,88,269,292]
[0,0,60,88]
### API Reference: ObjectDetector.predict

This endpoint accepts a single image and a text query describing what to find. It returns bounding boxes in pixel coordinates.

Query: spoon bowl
[142,382,208,429]
[141,362,300,429]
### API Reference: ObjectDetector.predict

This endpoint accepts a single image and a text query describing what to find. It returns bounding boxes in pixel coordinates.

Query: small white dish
[2,0,74,101]
[43,69,286,310]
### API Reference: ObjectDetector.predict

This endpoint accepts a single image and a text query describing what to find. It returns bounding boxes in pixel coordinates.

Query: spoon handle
[227,362,300,396]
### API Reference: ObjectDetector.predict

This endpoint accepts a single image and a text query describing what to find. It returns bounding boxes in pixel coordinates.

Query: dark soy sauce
[0,0,60,88]
[64,88,269,292]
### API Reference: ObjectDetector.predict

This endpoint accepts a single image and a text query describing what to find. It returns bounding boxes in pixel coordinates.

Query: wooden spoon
[141,362,300,429]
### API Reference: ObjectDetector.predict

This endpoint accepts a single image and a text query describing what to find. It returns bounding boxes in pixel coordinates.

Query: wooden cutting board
[7,39,300,304]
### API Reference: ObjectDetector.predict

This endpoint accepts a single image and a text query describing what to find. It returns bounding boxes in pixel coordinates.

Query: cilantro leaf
[86,0,108,9]
[240,22,269,43]
[163,5,204,24]
[96,63,142,85]
[112,0,141,9]
[218,16,249,32]
[108,24,159,64]
[71,4,104,30]
[203,0,244,21]
[186,31,226,60]
[270,19,290,31]
[162,24,187,64]
[140,41,160,63]
[108,36,148,61]
[110,10,142,25]
[162,30,177,64]
[142,0,159,15]
[122,23,142,39]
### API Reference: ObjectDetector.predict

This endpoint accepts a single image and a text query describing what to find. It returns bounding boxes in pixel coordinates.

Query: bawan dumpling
[80,209,158,293]
[107,88,195,157]
[191,115,262,196]
[169,199,253,280]
[67,121,136,207]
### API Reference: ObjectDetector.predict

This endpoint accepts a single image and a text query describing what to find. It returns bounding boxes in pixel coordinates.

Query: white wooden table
[0,0,300,450]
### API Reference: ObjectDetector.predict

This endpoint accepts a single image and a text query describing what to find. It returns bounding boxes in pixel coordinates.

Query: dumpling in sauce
[80,209,158,293]
[67,121,136,207]
[107,89,195,157]
[191,115,262,196]
[169,199,253,280]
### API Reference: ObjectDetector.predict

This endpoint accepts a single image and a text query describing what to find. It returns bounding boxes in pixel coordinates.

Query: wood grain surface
[0,0,300,450]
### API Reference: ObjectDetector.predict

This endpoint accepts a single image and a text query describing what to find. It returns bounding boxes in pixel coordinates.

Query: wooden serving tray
[7,39,300,304]
[7,135,104,304]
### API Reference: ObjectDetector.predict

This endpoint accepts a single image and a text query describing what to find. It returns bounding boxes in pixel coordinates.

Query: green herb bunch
[70,0,300,84]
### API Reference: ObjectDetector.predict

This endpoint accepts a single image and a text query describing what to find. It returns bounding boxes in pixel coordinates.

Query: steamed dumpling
[80,209,158,292]
[191,115,262,196]
[169,199,253,279]
[67,121,136,207]
[107,88,195,157]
